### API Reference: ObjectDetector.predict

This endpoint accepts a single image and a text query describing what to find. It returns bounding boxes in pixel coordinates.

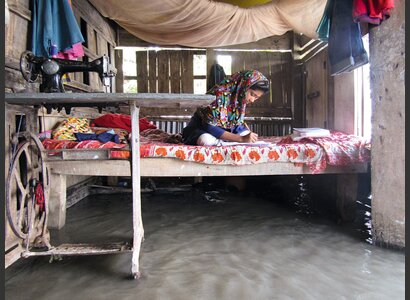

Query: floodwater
[5,178,405,300]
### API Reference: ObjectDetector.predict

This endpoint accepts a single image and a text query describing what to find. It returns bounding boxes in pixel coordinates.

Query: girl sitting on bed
[182,69,270,146]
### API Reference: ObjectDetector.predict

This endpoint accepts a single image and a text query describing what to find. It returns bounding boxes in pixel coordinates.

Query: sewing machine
[19,51,117,113]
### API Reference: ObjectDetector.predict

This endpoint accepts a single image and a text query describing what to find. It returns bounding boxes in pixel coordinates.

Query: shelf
[5,92,215,108]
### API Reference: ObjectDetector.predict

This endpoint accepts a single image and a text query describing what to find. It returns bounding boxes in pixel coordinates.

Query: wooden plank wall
[118,50,201,117]
[124,50,201,94]
[122,49,293,119]
[5,0,36,93]
[304,50,331,128]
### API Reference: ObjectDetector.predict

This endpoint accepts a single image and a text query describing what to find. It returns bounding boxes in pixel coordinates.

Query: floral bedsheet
[42,131,370,174]
[140,138,327,173]
[279,131,371,169]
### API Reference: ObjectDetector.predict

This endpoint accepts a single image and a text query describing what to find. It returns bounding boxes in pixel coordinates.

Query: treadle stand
[5,93,214,279]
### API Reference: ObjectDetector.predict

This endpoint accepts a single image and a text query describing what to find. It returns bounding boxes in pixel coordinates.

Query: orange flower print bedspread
[143,140,327,173]
[42,131,370,174]
[143,132,370,173]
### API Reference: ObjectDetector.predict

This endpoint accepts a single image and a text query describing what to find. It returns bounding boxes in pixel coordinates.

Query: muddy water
[5,187,405,300]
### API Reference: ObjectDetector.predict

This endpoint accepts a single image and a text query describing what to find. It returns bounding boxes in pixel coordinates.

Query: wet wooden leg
[130,102,144,279]
[336,173,358,223]
[48,173,67,229]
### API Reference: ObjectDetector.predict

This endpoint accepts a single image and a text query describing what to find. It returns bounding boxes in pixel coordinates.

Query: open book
[292,128,330,140]
[220,140,272,146]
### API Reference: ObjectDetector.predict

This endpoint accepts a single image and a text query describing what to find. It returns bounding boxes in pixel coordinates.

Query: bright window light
[193,55,207,76]
[194,79,206,94]
[217,55,232,75]
[354,34,371,140]
[124,80,137,93]
[123,48,137,76]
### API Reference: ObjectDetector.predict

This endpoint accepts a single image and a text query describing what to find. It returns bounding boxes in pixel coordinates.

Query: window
[124,80,138,93]
[121,48,221,94]
[123,48,137,76]
[193,54,207,94]
[123,48,138,92]
[354,34,371,140]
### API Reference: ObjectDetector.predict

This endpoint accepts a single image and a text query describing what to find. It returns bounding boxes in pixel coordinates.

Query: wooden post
[115,49,124,93]
[130,101,144,279]
[336,174,358,222]
[47,173,67,229]
[137,51,148,92]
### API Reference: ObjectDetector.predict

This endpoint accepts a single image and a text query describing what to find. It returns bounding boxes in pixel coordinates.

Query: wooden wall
[122,50,200,94]
[333,72,355,134]
[303,49,333,129]
[70,0,117,92]
[117,48,294,120]
[5,0,36,93]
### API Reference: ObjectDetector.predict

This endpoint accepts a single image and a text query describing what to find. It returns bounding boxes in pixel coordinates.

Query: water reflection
[5,179,404,300]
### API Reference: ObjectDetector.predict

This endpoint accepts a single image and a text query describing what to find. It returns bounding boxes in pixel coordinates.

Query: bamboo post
[130,101,144,279]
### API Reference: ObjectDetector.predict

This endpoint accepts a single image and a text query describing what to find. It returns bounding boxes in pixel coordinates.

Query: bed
[5,93,370,278]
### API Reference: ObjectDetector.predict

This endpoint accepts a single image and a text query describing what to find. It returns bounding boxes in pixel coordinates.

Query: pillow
[52,117,93,140]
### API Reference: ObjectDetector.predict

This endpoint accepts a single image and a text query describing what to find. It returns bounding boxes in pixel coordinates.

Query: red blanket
[92,114,157,132]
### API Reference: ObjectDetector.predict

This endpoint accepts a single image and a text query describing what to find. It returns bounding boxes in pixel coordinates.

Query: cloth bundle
[31,0,85,58]
[52,115,158,143]
[75,131,120,144]
[52,117,93,140]
[316,0,370,75]
[353,0,394,25]
[328,0,369,75]
[52,117,122,144]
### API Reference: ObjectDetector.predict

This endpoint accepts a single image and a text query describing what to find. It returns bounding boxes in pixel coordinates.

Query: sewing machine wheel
[6,133,50,242]
[20,51,39,83]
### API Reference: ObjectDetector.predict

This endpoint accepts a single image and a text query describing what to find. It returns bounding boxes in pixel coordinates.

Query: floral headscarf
[202,70,268,129]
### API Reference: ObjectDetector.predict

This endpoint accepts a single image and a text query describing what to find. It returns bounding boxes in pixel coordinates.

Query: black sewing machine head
[20,50,116,93]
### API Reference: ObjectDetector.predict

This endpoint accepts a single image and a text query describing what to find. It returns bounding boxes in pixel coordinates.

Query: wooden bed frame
[5,93,369,277]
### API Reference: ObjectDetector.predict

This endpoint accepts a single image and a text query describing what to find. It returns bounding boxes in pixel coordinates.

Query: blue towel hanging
[31,0,85,57]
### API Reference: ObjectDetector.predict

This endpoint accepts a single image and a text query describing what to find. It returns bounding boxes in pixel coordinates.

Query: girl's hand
[241,132,258,143]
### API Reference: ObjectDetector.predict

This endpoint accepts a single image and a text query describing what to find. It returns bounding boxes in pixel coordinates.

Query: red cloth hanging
[353,0,395,25]
[35,182,45,212]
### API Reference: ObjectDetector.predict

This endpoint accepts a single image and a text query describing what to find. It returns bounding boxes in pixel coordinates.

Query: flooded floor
[5,181,405,300]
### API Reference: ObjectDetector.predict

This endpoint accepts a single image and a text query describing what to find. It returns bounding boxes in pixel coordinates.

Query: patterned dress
[182,70,269,145]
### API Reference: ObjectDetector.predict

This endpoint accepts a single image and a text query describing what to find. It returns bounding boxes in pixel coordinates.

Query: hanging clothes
[207,63,227,91]
[328,0,369,75]
[55,42,84,60]
[316,0,334,42]
[31,0,85,58]
[353,0,395,25]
